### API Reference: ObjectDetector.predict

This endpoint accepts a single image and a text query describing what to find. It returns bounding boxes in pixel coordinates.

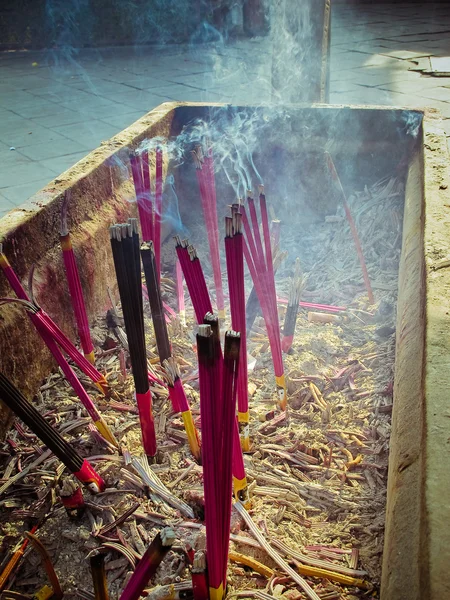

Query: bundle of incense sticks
[192,145,225,319]
[120,528,176,600]
[176,258,186,326]
[140,241,201,462]
[325,152,374,305]
[0,372,105,493]
[0,245,109,395]
[240,188,287,409]
[224,211,250,452]
[60,192,95,364]
[110,220,157,457]
[0,297,115,445]
[197,325,241,600]
[129,146,163,278]
[175,238,213,324]
[282,258,303,353]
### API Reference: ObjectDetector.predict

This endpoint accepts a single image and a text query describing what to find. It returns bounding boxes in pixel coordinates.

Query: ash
[0,176,401,600]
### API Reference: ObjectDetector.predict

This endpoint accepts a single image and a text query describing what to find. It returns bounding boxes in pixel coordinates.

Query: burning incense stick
[225,212,250,451]
[0,372,105,492]
[240,190,287,409]
[176,258,186,326]
[120,528,176,600]
[155,146,163,279]
[325,152,375,305]
[110,222,156,457]
[130,150,153,243]
[90,553,109,600]
[175,238,213,324]
[0,245,109,394]
[141,240,201,462]
[197,325,242,599]
[282,259,303,353]
[192,146,225,319]
[60,192,95,364]
[0,297,117,446]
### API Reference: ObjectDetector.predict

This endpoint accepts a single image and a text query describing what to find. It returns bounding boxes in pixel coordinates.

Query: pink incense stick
[141,149,154,242]
[130,151,153,243]
[176,258,186,325]
[175,239,213,324]
[154,147,163,279]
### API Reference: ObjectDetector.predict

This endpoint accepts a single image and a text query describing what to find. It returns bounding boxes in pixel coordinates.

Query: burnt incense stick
[155,146,163,279]
[90,553,109,600]
[120,528,176,600]
[192,146,225,319]
[0,372,105,492]
[225,212,250,452]
[141,240,201,461]
[0,245,108,394]
[0,297,117,446]
[60,192,95,364]
[325,152,375,305]
[282,259,303,354]
[110,223,156,457]
[191,552,208,600]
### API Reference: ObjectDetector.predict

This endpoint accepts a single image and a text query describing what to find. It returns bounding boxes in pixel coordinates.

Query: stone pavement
[0,2,449,218]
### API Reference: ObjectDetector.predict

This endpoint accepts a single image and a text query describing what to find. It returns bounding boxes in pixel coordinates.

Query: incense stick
[130,151,153,243]
[0,372,105,493]
[0,245,108,394]
[225,212,250,451]
[192,146,225,319]
[90,554,109,600]
[110,222,156,457]
[325,152,374,305]
[175,238,213,324]
[120,528,176,600]
[281,259,303,353]
[140,240,201,462]
[155,146,163,279]
[191,552,208,600]
[197,325,242,599]
[176,258,186,326]
[0,297,116,446]
[240,191,287,409]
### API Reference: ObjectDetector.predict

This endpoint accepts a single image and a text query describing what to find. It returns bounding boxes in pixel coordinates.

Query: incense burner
[0,102,449,599]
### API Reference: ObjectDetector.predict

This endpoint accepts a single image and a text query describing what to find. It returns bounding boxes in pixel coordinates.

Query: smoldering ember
[0,3,450,600]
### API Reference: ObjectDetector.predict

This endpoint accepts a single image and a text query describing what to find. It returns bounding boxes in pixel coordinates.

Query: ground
[0,2,450,215]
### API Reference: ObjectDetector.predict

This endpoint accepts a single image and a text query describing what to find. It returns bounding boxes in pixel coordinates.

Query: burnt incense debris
[0,127,400,600]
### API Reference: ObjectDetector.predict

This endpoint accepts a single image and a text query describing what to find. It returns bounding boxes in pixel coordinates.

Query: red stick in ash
[60,191,95,364]
[240,188,287,409]
[192,145,225,319]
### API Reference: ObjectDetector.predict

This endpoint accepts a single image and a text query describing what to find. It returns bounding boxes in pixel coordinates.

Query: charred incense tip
[141,241,155,255]
[181,239,189,249]
[246,190,254,200]
[224,330,241,358]
[160,527,176,547]
[234,212,242,234]
[203,312,217,326]
[188,245,198,261]
[128,218,139,235]
[258,184,265,196]
[191,149,203,170]
[198,324,212,337]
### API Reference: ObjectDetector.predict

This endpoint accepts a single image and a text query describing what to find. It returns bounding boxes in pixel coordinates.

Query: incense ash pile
[0,163,400,600]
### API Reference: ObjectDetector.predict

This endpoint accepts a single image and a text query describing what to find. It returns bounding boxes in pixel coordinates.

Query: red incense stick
[155,146,163,279]
[130,151,153,243]
[0,246,108,394]
[193,146,225,319]
[326,152,374,305]
[176,258,186,326]
[225,212,250,452]
[60,192,95,364]
[175,238,213,324]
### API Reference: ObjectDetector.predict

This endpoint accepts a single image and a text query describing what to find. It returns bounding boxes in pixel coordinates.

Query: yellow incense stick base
[275,374,287,410]
[95,417,118,447]
[181,410,201,463]
[209,583,224,600]
[238,411,250,452]
[233,477,251,508]
[95,377,109,396]
[0,253,10,268]
[218,309,226,320]
[34,585,54,600]
[85,350,95,365]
